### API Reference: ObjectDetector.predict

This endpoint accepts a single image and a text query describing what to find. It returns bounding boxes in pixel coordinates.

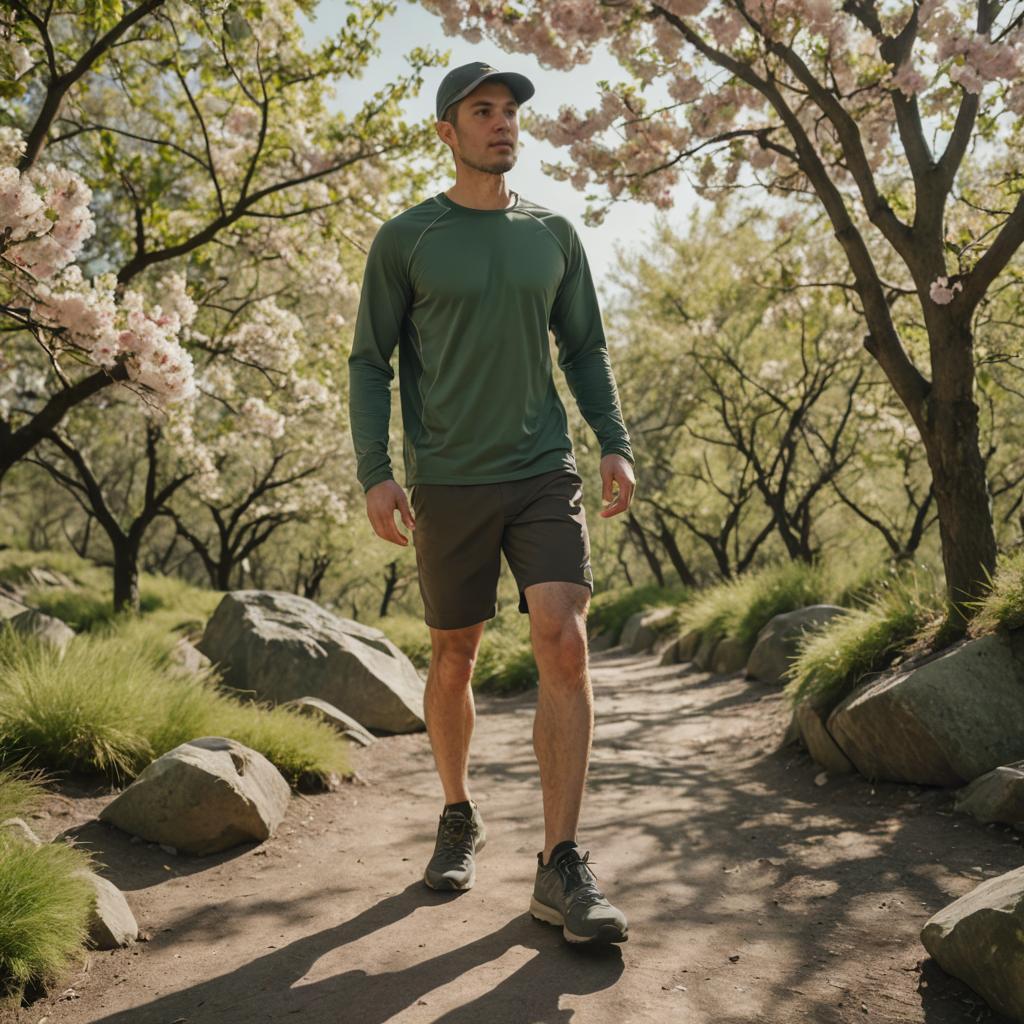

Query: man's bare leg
[526,582,593,864]
[424,621,486,805]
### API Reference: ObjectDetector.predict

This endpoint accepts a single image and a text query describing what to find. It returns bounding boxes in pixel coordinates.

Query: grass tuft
[0,766,94,999]
[677,562,835,655]
[0,621,349,787]
[969,548,1024,636]
[784,572,944,708]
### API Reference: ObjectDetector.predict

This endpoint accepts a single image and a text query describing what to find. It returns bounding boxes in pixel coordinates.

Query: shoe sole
[423,864,475,890]
[529,896,629,944]
[422,831,486,891]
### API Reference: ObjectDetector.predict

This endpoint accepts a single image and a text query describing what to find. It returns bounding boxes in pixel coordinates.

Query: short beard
[458,147,517,176]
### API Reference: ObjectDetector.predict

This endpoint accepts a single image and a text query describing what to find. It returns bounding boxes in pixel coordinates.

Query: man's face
[439,81,519,175]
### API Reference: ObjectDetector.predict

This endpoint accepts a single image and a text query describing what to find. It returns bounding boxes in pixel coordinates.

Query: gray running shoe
[423,802,487,891]
[530,846,628,944]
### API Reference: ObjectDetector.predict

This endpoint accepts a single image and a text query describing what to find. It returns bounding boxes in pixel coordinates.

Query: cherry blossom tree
[422,0,1024,615]
[1,0,444,483]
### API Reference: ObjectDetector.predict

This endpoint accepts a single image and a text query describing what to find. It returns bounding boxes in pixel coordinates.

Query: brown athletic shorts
[410,467,594,630]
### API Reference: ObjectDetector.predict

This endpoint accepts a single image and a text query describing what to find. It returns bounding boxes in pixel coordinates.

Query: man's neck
[445,172,516,211]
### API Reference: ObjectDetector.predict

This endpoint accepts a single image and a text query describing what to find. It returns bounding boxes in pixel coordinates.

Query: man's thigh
[501,468,594,616]
[411,481,504,630]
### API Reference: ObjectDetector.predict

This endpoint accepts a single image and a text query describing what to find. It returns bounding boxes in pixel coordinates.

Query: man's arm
[549,222,635,467]
[348,222,411,493]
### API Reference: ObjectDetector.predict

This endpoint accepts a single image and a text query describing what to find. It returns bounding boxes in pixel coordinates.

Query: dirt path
[4,647,1021,1024]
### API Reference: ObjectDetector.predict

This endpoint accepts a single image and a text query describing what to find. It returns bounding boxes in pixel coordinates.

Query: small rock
[814,771,828,786]
[9,608,75,654]
[72,870,138,949]
[0,817,42,845]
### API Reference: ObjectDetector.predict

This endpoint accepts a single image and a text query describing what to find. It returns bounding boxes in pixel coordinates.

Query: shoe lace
[554,849,605,909]
[439,812,474,855]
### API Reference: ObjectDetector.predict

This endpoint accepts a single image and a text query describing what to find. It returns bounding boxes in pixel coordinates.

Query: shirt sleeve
[347,222,412,493]
[549,223,634,465]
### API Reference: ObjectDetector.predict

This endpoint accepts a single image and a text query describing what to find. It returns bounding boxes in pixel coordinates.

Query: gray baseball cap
[435,61,535,121]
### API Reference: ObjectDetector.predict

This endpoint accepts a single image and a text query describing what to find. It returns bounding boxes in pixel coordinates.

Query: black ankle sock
[545,839,578,866]
[444,800,473,818]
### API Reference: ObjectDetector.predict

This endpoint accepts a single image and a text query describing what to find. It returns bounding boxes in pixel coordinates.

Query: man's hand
[599,453,636,518]
[365,478,415,546]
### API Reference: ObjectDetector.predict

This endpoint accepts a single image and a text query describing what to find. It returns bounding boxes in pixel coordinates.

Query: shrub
[587,583,691,645]
[784,572,944,708]
[0,622,349,787]
[0,767,94,1000]
[677,561,834,654]
[969,548,1024,636]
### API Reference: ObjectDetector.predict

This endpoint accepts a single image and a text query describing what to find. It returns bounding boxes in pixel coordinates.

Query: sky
[297,0,702,291]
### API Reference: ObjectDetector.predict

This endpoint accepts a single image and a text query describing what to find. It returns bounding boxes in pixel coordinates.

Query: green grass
[0,622,349,787]
[0,763,49,823]
[784,572,945,709]
[0,767,95,1000]
[969,548,1024,636]
[0,549,98,590]
[587,583,691,646]
[677,561,839,656]
[0,547,221,634]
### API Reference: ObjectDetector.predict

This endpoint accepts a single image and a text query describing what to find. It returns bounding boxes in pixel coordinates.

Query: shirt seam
[408,204,452,279]
[515,206,570,263]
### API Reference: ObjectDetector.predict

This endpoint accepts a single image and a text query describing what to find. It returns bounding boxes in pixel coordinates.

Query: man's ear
[435,121,453,149]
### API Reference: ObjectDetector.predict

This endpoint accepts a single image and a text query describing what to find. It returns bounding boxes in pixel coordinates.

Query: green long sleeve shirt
[347,191,633,492]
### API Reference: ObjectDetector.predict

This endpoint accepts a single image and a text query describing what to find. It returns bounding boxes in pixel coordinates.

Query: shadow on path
[87,883,623,1024]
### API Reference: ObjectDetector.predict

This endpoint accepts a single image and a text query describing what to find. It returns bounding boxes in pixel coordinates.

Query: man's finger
[369,506,408,546]
[398,494,416,531]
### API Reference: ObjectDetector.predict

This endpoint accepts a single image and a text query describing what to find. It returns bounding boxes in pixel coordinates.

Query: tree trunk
[379,560,398,618]
[215,559,233,591]
[626,511,665,586]
[922,395,997,611]
[655,514,697,587]
[112,538,140,613]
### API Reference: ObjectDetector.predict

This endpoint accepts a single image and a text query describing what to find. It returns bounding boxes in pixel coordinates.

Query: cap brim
[444,70,535,113]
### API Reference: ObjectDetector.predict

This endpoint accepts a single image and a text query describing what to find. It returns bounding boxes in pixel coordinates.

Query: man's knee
[428,622,485,688]
[527,583,590,682]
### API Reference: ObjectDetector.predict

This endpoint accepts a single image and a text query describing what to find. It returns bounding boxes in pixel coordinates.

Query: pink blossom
[891,59,927,97]
[929,276,962,305]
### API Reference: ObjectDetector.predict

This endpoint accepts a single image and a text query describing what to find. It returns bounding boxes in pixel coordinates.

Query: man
[347,61,636,946]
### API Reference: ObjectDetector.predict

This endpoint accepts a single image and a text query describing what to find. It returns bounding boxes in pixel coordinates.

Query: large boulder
[198,591,425,733]
[954,760,1024,831]
[920,865,1024,1022]
[0,590,28,621]
[620,607,676,653]
[100,736,291,856]
[169,636,213,677]
[711,636,748,675]
[828,634,1024,786]
[658,636,680,666]
[9,607,75,653]
[795,694,854,775]
[746,605,846,687]
[693,631,721,672]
